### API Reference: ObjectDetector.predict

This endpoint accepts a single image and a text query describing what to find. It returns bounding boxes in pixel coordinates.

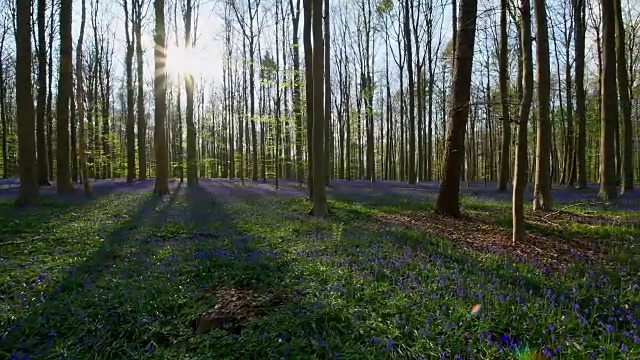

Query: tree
[310,0,328,217]
[36,0,50,186]
[184,0,198,186]
[153,0,170,195]
[303,0,314,197]
[615,0,633,193]
[599,0,618,200]
[56,0,74,193]
[574,0,587,189]
[134,0,147,180]
[403,0,416,184]
[497,0,510,191]
[77,0,91,196]
[124,0,136,184]
[533,0,552,211]
[15,0,39,205]
[433,0,478,217]
[513,0,534,242]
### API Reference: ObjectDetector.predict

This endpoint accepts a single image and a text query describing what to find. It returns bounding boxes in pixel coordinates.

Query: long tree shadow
[2,179,351,359]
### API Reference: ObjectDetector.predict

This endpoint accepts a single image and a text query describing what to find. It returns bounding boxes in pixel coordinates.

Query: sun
[165,45,206,79]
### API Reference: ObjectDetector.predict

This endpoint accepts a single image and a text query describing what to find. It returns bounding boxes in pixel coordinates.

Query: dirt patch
[191,286,288,336]
[375,211,613,273]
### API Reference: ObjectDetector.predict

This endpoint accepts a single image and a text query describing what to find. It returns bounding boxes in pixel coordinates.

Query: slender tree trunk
[56,0,73,193]
[135,0,147,180]
[404,0,416,184]
[533,0,552,211]
[310,0,328,217]
[125,0,136,183]
[598,0,618,200]
[324,0,331,185]
[614,0,633,193]
[36,0,50,186]
[434,0,478,217]
[153,0,170,195]
[16,0,39,205]
[303,0,314,197]
[574,0,587,188]
[185,0,198,186]
[498,0,510,190]
[77,0,91,195]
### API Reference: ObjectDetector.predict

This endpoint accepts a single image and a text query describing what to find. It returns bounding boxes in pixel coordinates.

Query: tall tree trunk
[574,0,587,188]
[185,0,198,186]
[513,0,534,242]
[0,28,8,179]
[37,0,50,186]
[135,0,147,180]
[77,0,91,195]
[434,0,478,217]
[303,0,314,197]
[404,0,416,184]
[598,0,618,200]
[615,0,633,193]
[125,0,136,183]
[56,0,73,193]
[498,0,510,190]
[290,0,303,184]
[15,0,39,205]
[324,0,331,185]
[153,0,170,195]
[533,0,552,211]
[310,0,328,217]
[46,5,54,181]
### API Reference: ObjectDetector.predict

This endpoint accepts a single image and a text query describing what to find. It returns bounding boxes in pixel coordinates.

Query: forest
[0,0,638,358]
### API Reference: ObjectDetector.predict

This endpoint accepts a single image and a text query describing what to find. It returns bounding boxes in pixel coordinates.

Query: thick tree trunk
[310,0,328,217]
[15,0,39,205]
[599,0,618,200]
[434,0,478,217]
[533,0,552,211]
[513,0,534,242]
[153,0,170,195]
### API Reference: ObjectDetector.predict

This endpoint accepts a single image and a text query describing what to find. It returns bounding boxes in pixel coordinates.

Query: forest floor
[0,179,638,359]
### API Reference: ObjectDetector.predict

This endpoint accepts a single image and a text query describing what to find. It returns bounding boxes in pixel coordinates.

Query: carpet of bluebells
[0,178,638,359]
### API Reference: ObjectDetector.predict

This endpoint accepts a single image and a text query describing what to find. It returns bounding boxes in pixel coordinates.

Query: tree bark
[533,0,552,211]
[513,0,534,242]
[433,0,478,217]
[125,0,136,183]
[36,0,50,186]
[598,0,618,200]
[310,0,328,217]
[77,0,91,196]
[497,0,510,191]
[614,0,633,193]
[56,0,74,193]
[15,0,39,205]
[153,0,170,195]
[135,0,147,180]
[574,0,587,188]
[303,0,314,197]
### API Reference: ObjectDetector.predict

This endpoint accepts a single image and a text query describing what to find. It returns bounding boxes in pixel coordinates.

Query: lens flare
[471,304,481,314]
